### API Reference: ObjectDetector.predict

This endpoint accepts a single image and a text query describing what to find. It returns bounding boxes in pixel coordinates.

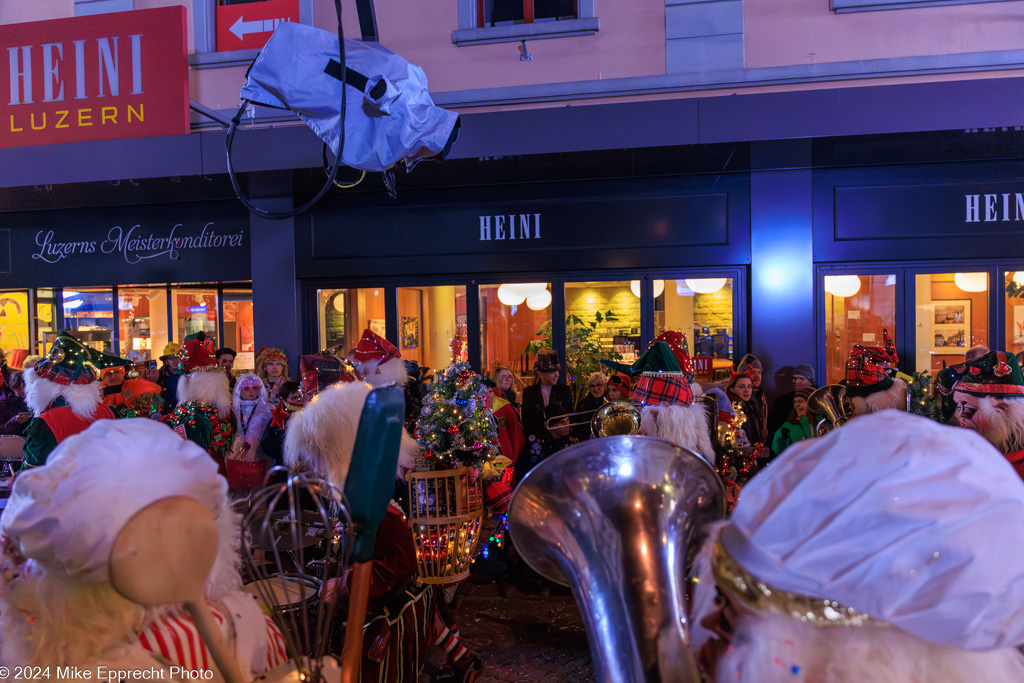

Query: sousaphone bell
[807,384,853,436]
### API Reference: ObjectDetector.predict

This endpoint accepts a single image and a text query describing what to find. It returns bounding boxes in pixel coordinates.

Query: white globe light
[954,272,987,292]
[629,280,665,298]
[509,283,548,298]
[823,275,861,298]
[497,284,526,306]
[1014,271,1024,285]
[526,289,552,310]
[685,278,727,294]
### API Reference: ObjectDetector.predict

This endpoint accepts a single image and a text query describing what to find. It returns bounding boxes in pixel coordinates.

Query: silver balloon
[508,435,724,683]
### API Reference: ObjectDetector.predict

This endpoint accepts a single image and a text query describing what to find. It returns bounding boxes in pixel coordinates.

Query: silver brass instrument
[693,393,722,458]
[508,435,725,682]
[545,400,641,437]
[807,384,853,436]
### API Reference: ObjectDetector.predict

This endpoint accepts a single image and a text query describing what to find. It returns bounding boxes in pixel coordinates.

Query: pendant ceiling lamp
[684,278,727,294]
[824,275,861,298]
[954,272,987,292]
[630,280,665,298]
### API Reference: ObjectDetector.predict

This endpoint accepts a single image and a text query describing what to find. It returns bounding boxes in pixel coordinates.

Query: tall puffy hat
[34,331,102,385]
[711,411,1024,650]
[177,331,219,372]
[602,340,694,408]
[1,418,232,586]
[951,350,1024,398]
[299,351,361,401]
[841,328,898,398]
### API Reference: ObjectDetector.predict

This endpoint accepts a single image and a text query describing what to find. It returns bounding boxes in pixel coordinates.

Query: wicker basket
[406,467,483,585]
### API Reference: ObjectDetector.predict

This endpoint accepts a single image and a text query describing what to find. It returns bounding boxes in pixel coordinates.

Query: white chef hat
[716,410,1024,651]
[2,418,237,592]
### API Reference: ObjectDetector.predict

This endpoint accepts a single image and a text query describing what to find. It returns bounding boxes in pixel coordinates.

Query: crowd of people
[5,323,1024,682]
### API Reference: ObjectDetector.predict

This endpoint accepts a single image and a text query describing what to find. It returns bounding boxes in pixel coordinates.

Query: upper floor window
[191,0,313,69]
[831,0,1011,12]
[74,0,133,16]
[454,0,597,46]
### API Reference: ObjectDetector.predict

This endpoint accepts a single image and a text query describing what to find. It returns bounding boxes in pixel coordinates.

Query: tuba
[807,384,853,436]
[508,436,725,682]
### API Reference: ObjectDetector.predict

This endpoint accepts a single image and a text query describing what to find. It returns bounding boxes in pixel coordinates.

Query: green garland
[163,401,235,459]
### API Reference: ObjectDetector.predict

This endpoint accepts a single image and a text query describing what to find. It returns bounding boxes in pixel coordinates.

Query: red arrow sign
[216,0,300,52]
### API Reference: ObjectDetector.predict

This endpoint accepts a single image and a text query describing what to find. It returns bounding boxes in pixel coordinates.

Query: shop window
[317,287,387,357]
[563,280,640,389]
[480,283,552,388]
[1006,271,1024,358]
[823,274,896,385]
[655,277,734,380]
[172,288,219,344]
[63,288,115,353]
[117,287,169,362]
[397,286,468,374]
[453,0,597,46]
[223,289,256,371]
[0,291,30,362]
[914,273,988,374]
[34,289,56,358]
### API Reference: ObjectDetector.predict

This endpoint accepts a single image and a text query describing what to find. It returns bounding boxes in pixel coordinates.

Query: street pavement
[422,581,595,682]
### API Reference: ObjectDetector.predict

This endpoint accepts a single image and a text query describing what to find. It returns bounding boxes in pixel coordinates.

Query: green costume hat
[602,341,695,408]
[601,341,681,378]
[35,331,103,386]
[951,351,1024,398]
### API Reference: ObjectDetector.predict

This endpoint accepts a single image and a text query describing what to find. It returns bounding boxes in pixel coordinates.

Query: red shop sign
[216,0,300,52]
[1,6,189,149]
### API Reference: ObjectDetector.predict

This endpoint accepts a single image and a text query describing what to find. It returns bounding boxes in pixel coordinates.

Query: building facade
[3,0,1024,396]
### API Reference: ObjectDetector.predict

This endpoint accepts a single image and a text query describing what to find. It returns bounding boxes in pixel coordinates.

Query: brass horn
[807,384,853,436]
[508,436,725,682]
[545,400,642,437]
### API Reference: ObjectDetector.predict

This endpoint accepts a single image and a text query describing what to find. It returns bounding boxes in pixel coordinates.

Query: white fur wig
[24,365,102,420]
[851,377,908,417]
[641,403,715,464]
[0,419,244,667]
[967,395,1024,455]
[177,369,232,420]
[352,356,410,388]
[233,371,271,417]
[284,380,417,490]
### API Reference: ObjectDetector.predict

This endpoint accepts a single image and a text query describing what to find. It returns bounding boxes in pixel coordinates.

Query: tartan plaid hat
[300,351,361,401]
[35,331,103,386]
[841,329,898,398]
[951,350,1024,398]
[602,341,696,408]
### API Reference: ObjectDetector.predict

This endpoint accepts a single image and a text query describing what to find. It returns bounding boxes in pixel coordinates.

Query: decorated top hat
[300,352,361,401]
[951,350,1024,398]
[180,331,219,373]
[533,351,561,373]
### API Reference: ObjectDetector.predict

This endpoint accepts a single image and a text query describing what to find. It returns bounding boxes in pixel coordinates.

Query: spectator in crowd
[491,366,519,410]
[157,342,183,412]
[256,347,291,405]
[606,373,630,402]
[766,363,816,451]
[770,386,814,456]
[216,347,237,391]
[725,371,767,452]
[0,370,30,436]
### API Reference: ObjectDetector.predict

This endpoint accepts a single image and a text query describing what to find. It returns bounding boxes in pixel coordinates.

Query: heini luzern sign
[1,6,189,149]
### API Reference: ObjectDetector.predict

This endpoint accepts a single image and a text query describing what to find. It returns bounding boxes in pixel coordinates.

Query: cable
[225,0,348,219]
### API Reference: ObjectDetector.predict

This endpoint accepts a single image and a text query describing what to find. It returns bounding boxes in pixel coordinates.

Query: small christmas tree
[415,337,500,471]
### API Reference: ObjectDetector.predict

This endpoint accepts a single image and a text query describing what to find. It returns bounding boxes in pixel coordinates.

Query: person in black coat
[516,351,575,481]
